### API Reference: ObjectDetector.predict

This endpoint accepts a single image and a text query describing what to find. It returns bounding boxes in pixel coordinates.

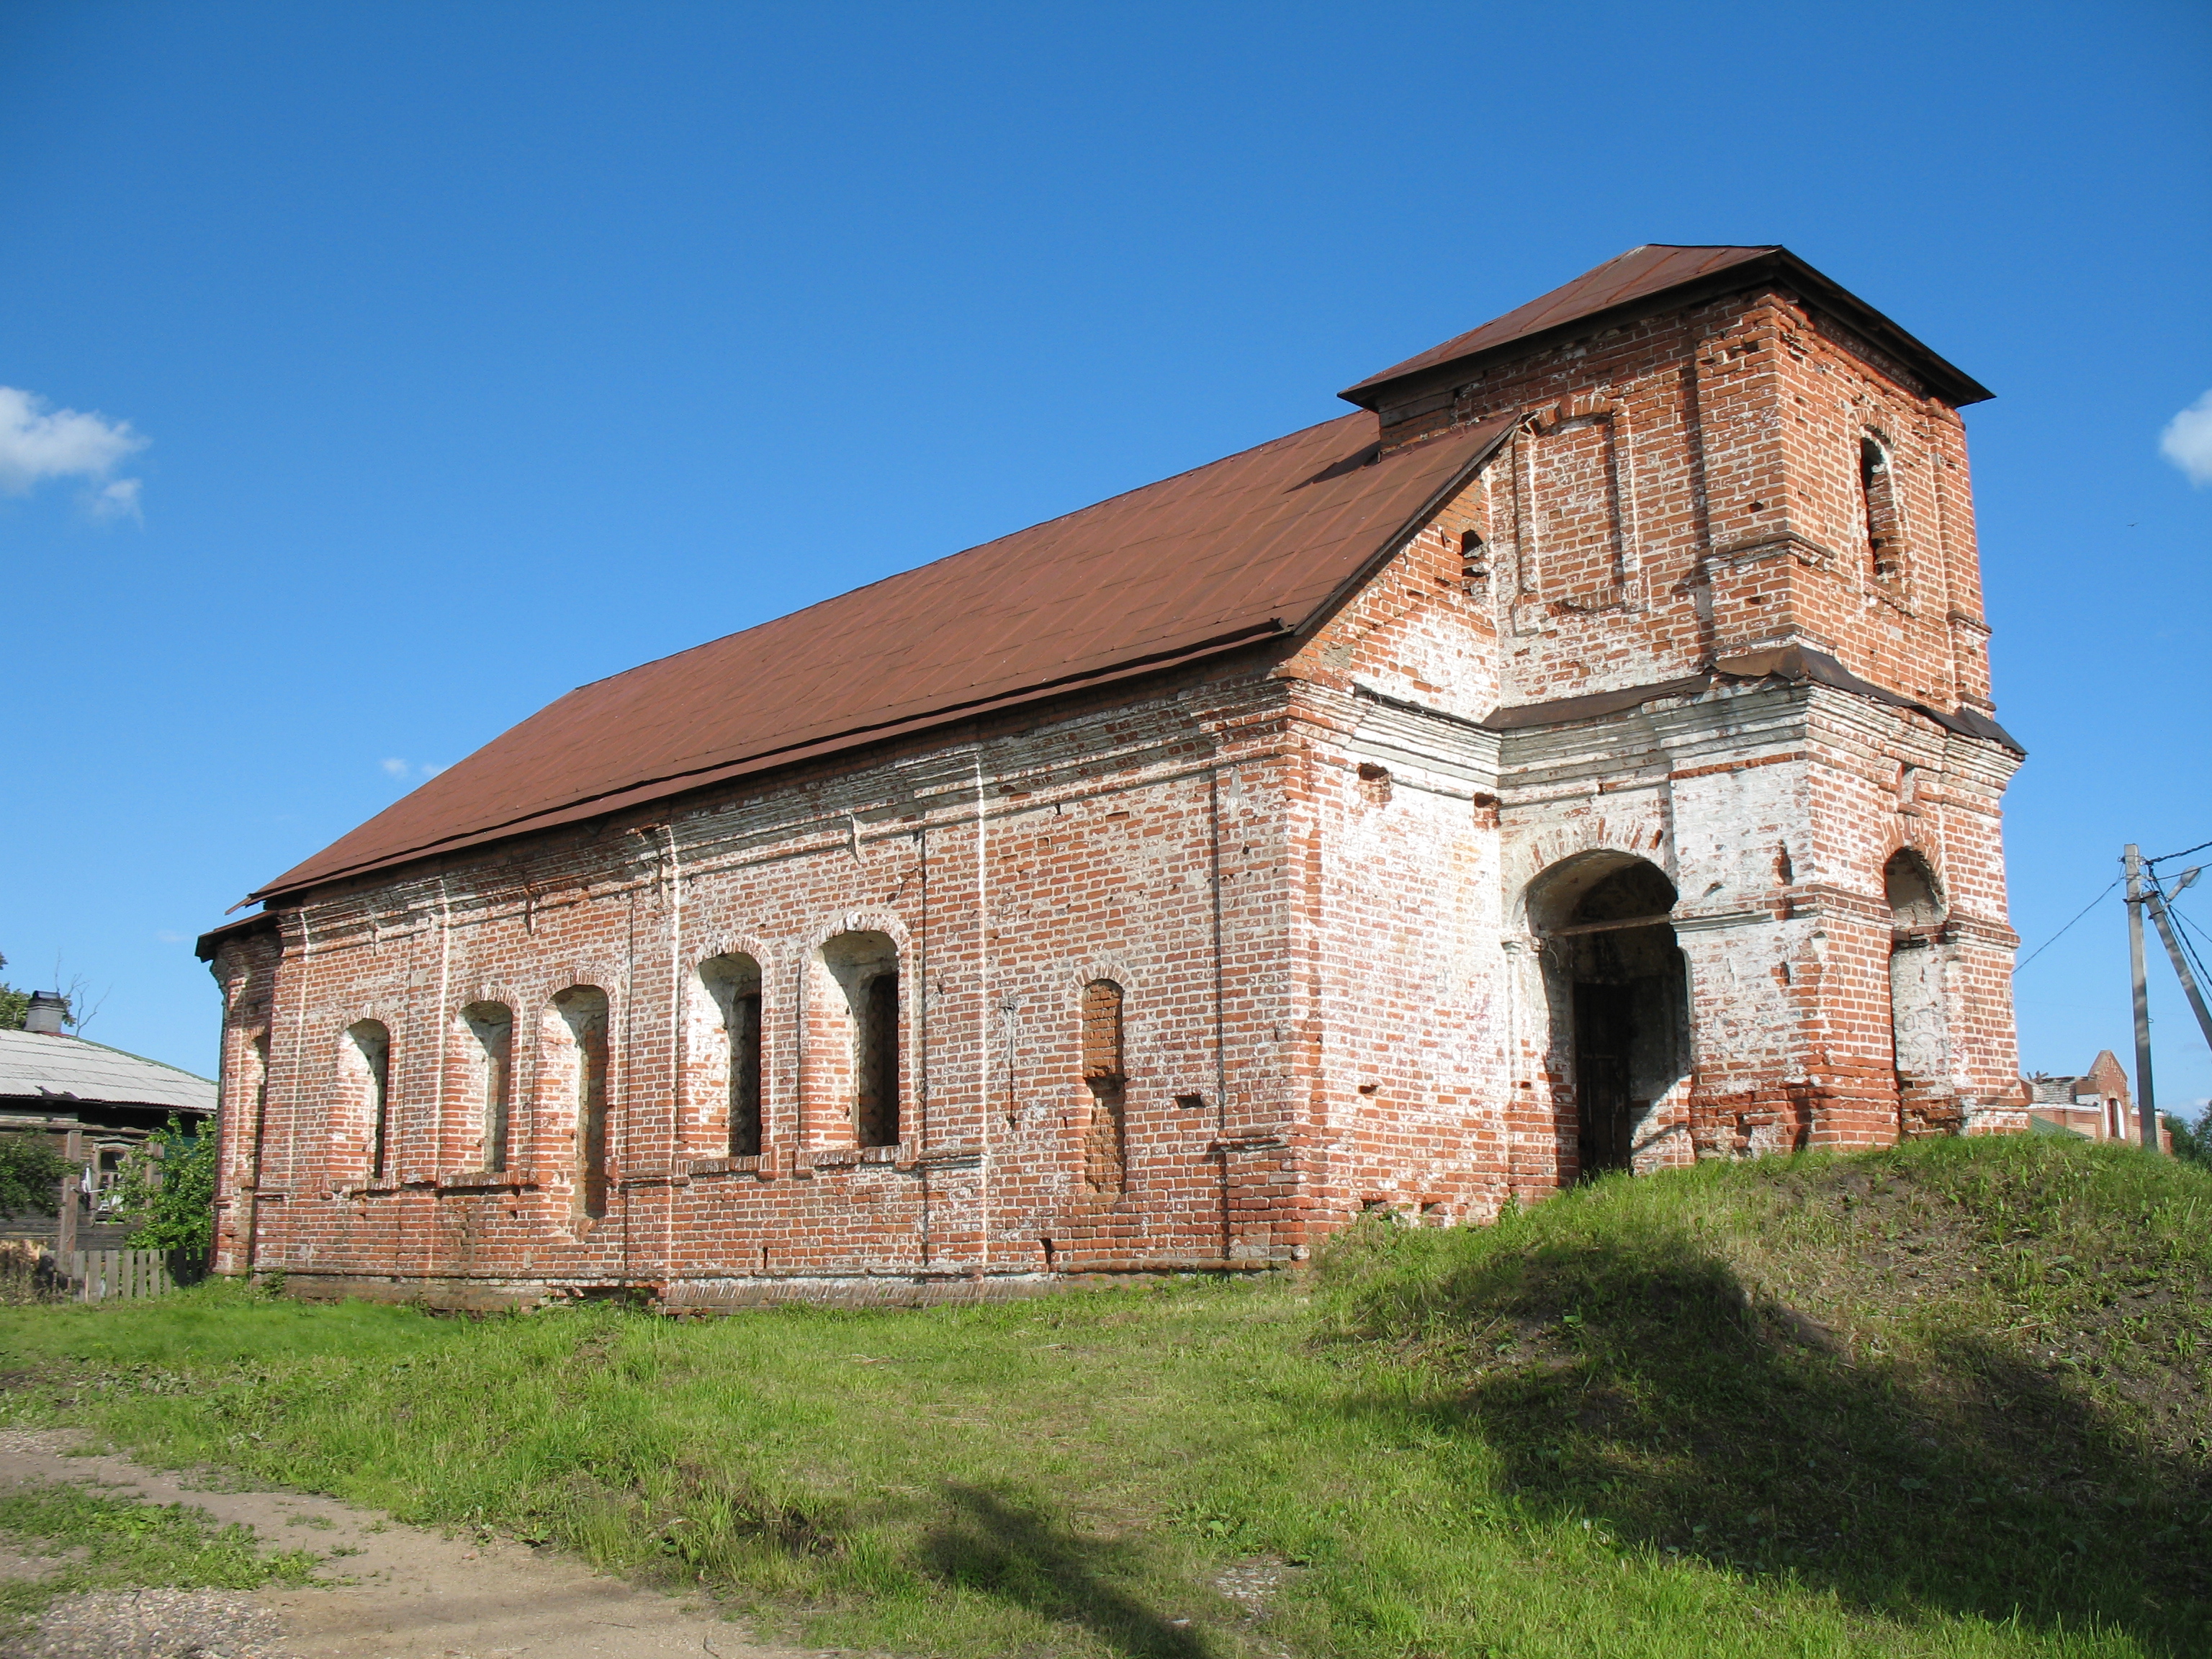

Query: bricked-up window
[343,1020,392,1182]
[1081,980,1128,1193]
[1860,436,1902,585]
[246,1032,271,1182]
[464,1002,513,1172]
[240,1031,274,1262]
[1885,851,1948,1093]
[553,986,611,1218]
[698,953,764,1157]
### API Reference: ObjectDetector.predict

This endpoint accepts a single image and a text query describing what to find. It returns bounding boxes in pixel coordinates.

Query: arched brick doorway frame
[1524,850,1692,1181]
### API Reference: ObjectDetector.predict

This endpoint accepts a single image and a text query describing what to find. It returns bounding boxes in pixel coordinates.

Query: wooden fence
[64,1249,202,1303]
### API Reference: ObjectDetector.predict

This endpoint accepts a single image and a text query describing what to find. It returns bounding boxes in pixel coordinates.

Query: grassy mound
[0,1136,2204,1659]
[1321,1134,2212,1645]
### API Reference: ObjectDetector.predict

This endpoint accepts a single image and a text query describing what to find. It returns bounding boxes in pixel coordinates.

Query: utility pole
[2124,845,2163,1153]
[2144,868,2212,1053]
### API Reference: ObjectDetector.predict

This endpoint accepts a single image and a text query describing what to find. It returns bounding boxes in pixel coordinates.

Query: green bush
[0,1134,68,1218]
[2167,1107,2212,1169]
[111,1118,215,1254]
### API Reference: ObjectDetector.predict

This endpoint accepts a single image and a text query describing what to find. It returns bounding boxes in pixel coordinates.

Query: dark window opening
[856,971,900,1148]
[701,954,765,1158]
[1460,530,1489,593]
[729,992,763,1156]
[1860,436,1902,584]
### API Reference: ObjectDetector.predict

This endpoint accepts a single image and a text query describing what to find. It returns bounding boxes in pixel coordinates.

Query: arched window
[343,1020,392,1182]
[552,987,611,1218]
[1859,436,1902,584]
[699,954,765,1157]
[1884,850,1943,925]
[1081,980,1128,1193]
[464,1002,514,1172]
[822,933,900,1148]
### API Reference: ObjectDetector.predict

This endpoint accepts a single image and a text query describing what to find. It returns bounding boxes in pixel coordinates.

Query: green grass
[0,1136,2206,1659]
[0,1484,320,1638]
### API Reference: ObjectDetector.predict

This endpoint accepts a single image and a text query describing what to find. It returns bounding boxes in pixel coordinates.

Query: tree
[2166,1107,2212,1170]
[112,1119,215,1254]
[0,1133,71,1217]
[0,950,29,1030]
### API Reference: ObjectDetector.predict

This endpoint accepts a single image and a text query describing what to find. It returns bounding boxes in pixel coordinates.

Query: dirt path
[0,1429,811,1658]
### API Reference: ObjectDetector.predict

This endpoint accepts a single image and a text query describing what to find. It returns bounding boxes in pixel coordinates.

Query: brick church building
[199,245,2026,1307]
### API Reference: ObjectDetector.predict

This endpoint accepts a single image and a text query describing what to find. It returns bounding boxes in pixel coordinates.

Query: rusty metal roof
[251,410,1515,903]
[1340,245,1991,410]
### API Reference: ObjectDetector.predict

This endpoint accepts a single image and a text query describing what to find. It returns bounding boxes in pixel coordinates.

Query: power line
[2170,902,2212,991]
[2013,878,2120,974]
[2145,837,2212,868]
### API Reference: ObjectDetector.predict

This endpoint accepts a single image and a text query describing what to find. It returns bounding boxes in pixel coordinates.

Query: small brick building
[2025,1051,2159,1146]
[200,246,2026,1306]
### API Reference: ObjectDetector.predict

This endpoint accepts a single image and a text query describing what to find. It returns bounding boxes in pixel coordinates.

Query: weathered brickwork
[204,250,2024,1306]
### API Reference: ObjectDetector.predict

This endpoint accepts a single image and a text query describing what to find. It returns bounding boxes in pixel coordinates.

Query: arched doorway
[1527,854,1691,1178]
[1884,850,1949,1132]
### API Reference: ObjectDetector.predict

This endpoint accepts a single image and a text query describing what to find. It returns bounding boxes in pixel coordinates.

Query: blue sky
[1,1,2208,1109]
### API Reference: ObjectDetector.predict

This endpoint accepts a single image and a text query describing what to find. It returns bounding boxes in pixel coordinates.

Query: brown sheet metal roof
[1341,245,1991,409]
[252,410,1515,902]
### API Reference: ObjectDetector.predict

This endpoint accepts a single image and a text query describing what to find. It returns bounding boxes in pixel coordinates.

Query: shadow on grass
[1337,1235,2211,1654]
[923,1485,1210,1659]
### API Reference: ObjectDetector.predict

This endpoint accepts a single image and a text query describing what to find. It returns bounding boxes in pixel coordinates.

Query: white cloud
[2162,389,2212,486]
[91,477,143,523]
[421,762,446,778]
[382,758,446,782]
[0,386,148,512]
[154,930,187,944]
[381,757,410,778]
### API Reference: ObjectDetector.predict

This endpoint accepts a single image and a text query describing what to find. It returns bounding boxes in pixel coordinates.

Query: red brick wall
[212,272,2022,1302]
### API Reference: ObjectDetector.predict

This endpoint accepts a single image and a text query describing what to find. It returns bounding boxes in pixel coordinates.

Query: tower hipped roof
[1339,245,1992,411]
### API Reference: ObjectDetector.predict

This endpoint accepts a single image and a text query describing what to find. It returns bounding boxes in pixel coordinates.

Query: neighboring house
[2025,1050,2170,1150]
[0,1009,217,1248]
[199,244,2026,1309]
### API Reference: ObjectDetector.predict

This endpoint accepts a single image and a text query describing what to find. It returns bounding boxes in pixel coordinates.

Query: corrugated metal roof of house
[249,408,1515,902]
[0,1030,216,1115]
